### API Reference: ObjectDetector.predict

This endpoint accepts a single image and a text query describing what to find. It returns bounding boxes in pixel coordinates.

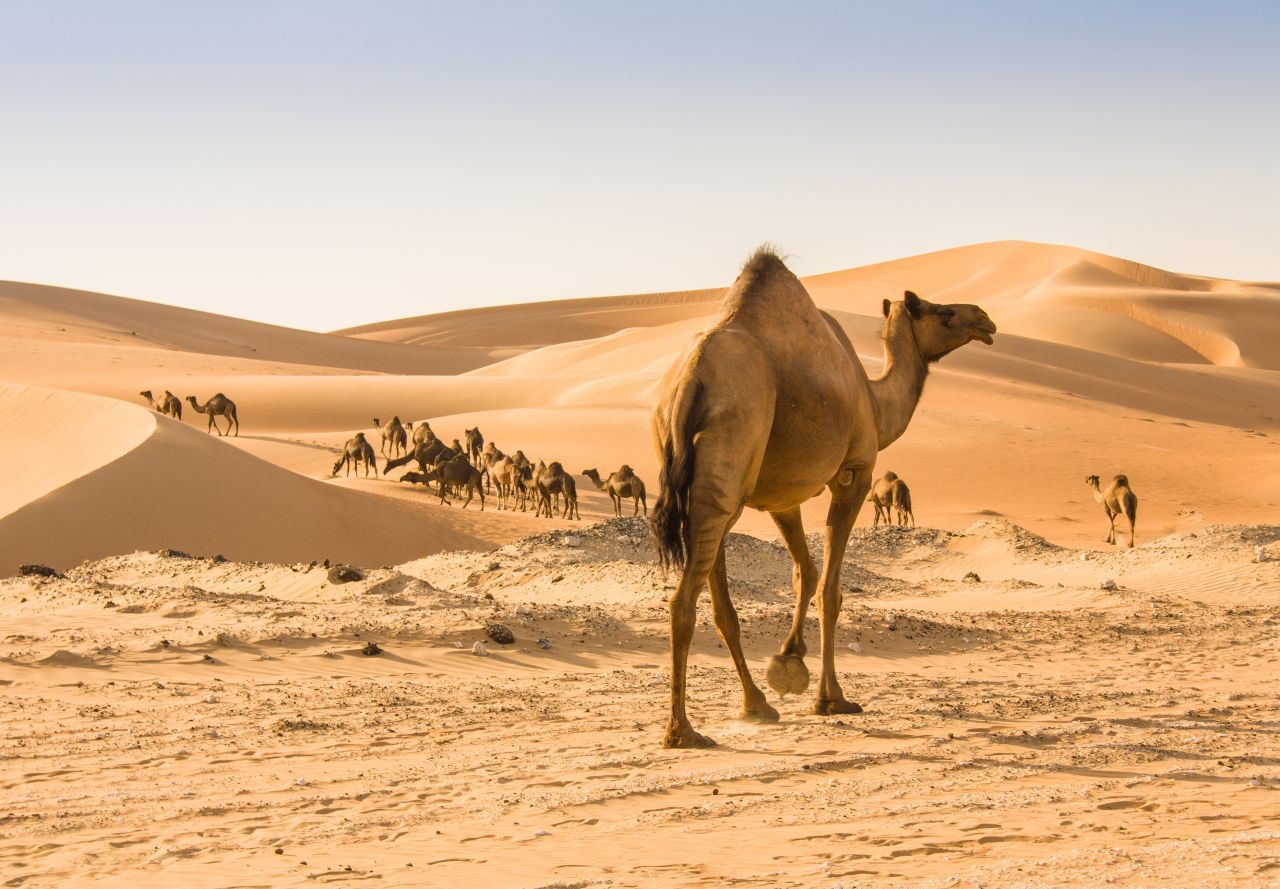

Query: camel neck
[868,310,928,450]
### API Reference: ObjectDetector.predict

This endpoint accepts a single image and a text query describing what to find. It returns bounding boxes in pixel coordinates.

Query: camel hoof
[765,654,809,696]
[814,698,864,716]
[663,727,717,749]
[740,700,780,724]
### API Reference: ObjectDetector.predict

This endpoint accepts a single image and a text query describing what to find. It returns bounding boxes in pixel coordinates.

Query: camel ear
[882,298,891,318]
[904,291,923,318]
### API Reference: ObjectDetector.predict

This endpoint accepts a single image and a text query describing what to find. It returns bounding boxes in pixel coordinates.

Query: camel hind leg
[766,506,818,698]
[1124,492,1137,548]
[707,539,777,724]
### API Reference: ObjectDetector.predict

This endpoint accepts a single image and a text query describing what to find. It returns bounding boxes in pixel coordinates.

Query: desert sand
[1,240,1278,886]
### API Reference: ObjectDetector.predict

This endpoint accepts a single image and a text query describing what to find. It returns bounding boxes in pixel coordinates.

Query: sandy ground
[2,518,1278,887]
[2,240,1279,885]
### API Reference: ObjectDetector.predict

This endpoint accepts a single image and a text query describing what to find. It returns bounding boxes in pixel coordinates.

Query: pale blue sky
[2,1,1277,330]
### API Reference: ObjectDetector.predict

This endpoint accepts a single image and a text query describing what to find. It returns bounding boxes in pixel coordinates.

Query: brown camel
[535,461,580,520]
[582,466,648,516]
[412,421,436,446]
[406,456,485,509]
[464,427,484,466]
[372,416,408,458]
[479,442,505,493]
[186,393,239,436]
[649,247,995,748]
[140,389,182,420]
[384,438,460,476]
[332,432,376,477]
[1086,474,1138,547]
[866,472,914,527]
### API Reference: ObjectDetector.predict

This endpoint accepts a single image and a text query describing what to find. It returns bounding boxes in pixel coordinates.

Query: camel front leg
[765,506,818,698]
[707,540,777,723]
[1105,507,1116,544]
[814,470,871,716]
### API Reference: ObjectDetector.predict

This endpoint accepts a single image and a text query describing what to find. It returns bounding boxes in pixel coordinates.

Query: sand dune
[0,383,524,574]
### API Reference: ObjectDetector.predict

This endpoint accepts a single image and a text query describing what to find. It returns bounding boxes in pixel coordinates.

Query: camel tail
[650,380,702,571]
[1123,489,1137,522]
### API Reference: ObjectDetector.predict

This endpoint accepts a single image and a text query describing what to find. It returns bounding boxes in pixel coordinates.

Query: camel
[405,456,485,509]
[465,427,484,466]
[583,466,648,516]
[1086,474,1138,547]
[648,247,995,748]
[332,432,377,477]
[412,421,436,447]
[866,471,914,527]
[140,389,182,420]
[186,393,239,436]
[480,442,505,493]
[384,438,460,476]
[535,461,580,520]
[372,416,408,458]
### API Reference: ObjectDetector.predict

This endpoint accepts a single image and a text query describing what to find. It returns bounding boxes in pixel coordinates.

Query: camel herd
[139,390,239,436]
[330,417,644,521]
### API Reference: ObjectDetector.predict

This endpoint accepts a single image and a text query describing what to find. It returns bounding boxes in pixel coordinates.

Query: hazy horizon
[3,1,1277,331]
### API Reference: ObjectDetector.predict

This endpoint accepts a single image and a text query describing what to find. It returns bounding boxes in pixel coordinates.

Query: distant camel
[465,427,484,465]
[866,471,913,527]
[480,442,505,493]
[140,389,182,420]
[411,421,436,447]
[649,247,995,747]
[372,416,407,458]
[583,466,648,516]
[186,393,239,436]
[384,438,460,476]
[403,456,485,509]
[1086,474,1138,547]
[333,432,376,477]
[489,456,518,509]
[535,461,580,520]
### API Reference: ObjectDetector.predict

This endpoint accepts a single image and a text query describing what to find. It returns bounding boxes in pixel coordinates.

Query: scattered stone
[327,565,365,584]
[158,548,192,559]
[472,641,489,657]
[215,631,237,647]
[848,642,862,653]
[104,601,117,608]
[275,848,284,855]
[1257,546,1269,563]
[562,536,582,547]
[488,562,502,571]
[213,554,227,563]
[323,559,331,569]
[202,654,216,664]
[537,637,552,650]
[1100,579,1117,591]
[18,564,60,578]
[962,571,981,583]
[486,623,515,645]
[361,641,383,656]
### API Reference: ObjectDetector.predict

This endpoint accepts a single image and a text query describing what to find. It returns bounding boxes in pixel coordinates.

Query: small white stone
[1257,547,1269,563]
[534,829,550,837]
[562,536,582,547]
[847,642,862,653]
[296,777,308,786]
[472,641,489,657]
[1100,579,1117,591]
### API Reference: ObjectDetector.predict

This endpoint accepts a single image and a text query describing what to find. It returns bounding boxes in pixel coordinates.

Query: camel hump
[882,470,898,481]
[618,464,633,476]
[1113,473,1130,487]
[548,461,563,472]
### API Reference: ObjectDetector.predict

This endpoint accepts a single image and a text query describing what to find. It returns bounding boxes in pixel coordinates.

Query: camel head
[185,396,198,406]
[1085,474,1101,489]
[140,390,153,402]
[883,291,996,363]
[372,418,381,428]
[582,468,599,480]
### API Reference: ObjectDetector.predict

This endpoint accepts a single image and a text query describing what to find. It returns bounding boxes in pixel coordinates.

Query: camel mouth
[975,331,994,345]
